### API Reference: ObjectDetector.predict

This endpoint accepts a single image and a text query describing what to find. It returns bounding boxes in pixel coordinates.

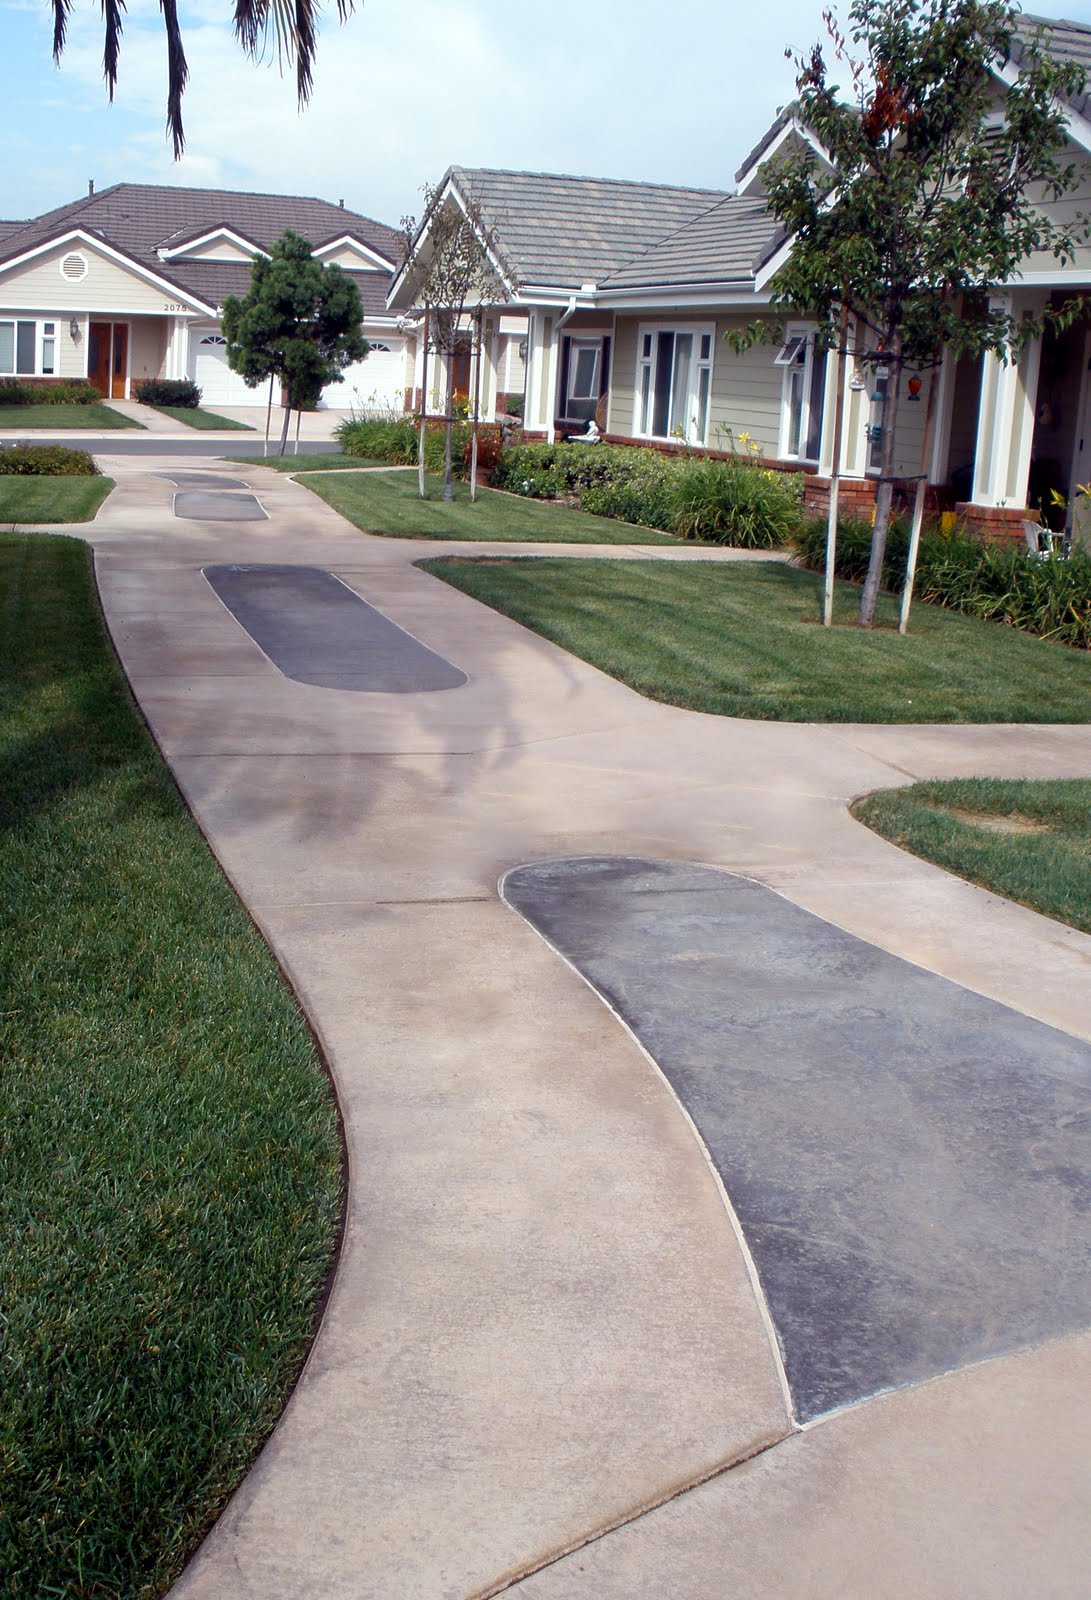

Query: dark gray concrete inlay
[175,490,267,521]
[203,564,467,691]
[159,472,250,489]
[503,857,1091,1423]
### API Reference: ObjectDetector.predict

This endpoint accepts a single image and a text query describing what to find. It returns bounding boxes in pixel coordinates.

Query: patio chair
[1023,520,1052,557]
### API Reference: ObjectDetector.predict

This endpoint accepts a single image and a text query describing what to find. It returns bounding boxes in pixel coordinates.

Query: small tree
[757,0,1089,627]
[222,230,367,456]
[401,184,501,501]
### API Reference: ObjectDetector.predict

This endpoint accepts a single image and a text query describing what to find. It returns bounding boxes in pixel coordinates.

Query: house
[0,183,416,412]
[390,11,1091,539]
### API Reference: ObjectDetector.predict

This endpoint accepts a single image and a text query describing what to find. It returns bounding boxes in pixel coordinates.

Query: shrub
[501,393,524,418]
[797,516,1091,649]
[0,379,102,405]
[335,413,504,481]
[133,377,203,408]
[492,442,803,545]
[0,443,99,476]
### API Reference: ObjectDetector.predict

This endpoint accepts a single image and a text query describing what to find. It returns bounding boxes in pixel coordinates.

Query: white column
[544,318,561,444]
[927,347,956,484]
[970,294,1043,508]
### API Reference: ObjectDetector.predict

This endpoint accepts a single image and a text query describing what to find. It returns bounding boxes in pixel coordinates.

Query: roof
[0,183,401,315]
[600,194,781,291]
[1012,13,1091,120]
[448,166,732,290]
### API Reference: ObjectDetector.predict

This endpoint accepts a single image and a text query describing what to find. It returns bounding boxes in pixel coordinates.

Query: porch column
[969,293,1044,510]
[523,312,552,435]
[165,316,188,380]
[544,318,562,444]
[818,324,869,478]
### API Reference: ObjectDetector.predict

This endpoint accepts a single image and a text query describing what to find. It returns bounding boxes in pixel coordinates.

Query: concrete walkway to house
[83,452,1091,1600]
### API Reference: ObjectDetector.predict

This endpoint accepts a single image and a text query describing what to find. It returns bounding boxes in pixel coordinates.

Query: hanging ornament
[907,375,922,403]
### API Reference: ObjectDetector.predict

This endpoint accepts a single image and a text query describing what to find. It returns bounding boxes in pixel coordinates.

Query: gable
[314,236,395,272]
[0,236,208,315]
[168,234,259,264]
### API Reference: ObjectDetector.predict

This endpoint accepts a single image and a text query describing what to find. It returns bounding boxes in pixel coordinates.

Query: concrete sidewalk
[86,454,1091,1599]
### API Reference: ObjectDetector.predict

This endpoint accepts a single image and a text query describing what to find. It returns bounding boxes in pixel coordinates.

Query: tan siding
[609,317,639,435]
[321,245,384,271]
[709,317,783,453]
[130,318,168,382]
[176,237,254,263]
[0,241,202,314]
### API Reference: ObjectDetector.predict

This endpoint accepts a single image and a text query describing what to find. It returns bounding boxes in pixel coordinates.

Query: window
[41,322,56,376]
[635,325,713,444]
[0,318,44,376]
[560,335,609,423]
[778,327,827,462]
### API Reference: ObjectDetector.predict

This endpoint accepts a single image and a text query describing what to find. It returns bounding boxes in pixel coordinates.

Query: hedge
[335,414,504,479]
[133,378,202,409]
[0,379,103,406]
[0,444,99,476]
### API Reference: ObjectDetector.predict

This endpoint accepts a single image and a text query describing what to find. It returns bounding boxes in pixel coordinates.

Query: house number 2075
[163,303,186,311]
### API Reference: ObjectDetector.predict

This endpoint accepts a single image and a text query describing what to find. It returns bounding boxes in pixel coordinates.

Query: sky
[4,0,1091,230]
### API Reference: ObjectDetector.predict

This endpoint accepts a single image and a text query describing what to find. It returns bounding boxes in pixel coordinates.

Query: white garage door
[322,339,407,412]
[189,330,265,407]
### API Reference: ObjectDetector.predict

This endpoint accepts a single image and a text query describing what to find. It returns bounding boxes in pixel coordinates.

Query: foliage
[0,533,342,1598]
[751,1,1091,624]
[0,379,102,405]
[797,516,1091,648]
[336,412,504,480]
[501,393,524,418]
[0,443,99,475]
[423,556,1090,722]
[133,377,202,408]
[222,231,366,454]
[492,442,802,546]
[50,0,355,156]
[854,778,1091,933]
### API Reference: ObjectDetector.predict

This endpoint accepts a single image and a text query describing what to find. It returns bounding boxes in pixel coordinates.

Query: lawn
[226,450,387,473]
[420,557,1091,722]
[0,403,143,429]
[0,534,343,1598]
[147,404,254,430]
[0,474,115,523]
[854,779,1091,932]
[302,467,685,541]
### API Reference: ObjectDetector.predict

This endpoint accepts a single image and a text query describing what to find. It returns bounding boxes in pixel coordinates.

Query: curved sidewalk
[86,454,1091,1599]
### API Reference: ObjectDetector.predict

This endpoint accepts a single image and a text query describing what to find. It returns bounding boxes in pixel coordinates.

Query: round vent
[60,251,89,283]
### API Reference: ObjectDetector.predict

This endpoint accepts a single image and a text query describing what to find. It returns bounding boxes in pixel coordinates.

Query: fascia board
[990,55,1091,157]
[737,117,835,196]
[159,227,266,261]
[754,235,795,291]
[0,227,218,315]
[595,286,772,310]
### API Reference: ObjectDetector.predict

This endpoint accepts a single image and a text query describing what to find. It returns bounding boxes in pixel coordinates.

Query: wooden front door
[88,320,128,398]
[89,321,111,396]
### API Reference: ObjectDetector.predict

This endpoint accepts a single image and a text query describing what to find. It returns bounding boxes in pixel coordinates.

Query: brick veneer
[954,503,1036,542]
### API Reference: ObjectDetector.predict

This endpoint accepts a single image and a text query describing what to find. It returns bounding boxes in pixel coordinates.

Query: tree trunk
[899,350,942,636]
[860,335,904,628]
[277,397,291,457]
[443,351,455,503]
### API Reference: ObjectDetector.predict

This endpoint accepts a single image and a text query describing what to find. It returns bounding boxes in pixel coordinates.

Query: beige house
[390,12,1091,539]
[0,183,414,413]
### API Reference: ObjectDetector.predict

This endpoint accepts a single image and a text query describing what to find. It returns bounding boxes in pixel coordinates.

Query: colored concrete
[159,471,251,489]
[204,564,468,691]
[175,490,267,521]
[504,856,1091,1421]
[80,452,1091,1600]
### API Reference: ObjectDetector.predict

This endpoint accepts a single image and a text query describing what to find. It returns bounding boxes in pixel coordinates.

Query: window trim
[634,321,714,446]
[777,322,827,464]
[0,316,58,378]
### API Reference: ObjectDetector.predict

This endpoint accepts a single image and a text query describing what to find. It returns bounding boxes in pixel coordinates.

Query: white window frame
[0,316,55,378]
[777,323,827,463]
[634,322,714,446]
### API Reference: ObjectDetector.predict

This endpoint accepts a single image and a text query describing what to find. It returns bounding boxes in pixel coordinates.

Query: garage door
[189,330,265,407]
[322,339,407,412]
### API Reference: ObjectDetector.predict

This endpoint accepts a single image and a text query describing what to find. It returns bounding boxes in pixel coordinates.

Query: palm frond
[159,0,190,159]
[51,0,74,62]
[101,0,125,100]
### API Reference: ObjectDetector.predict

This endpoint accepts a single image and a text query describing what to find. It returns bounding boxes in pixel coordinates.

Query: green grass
[854,779,1091,932]
[146,404,254,431]
[302,468,685,541]
[0,474,115,524]
[0,534,343,1599]
[420,557,1091,722]
[226,451,386,472]
[0,403,143,429]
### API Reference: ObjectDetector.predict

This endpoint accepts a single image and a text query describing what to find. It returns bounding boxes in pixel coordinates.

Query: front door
[89,321,111,396]
[88,320,128,398]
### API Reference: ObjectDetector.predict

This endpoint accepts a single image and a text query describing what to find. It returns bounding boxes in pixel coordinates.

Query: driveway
[84,452,1091,1600]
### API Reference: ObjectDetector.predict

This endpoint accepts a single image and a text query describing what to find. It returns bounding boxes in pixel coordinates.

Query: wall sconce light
[69,318,80,340]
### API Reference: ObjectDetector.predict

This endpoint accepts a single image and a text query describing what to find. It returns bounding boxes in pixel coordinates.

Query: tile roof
[449,167,732,289]
[1013,13,1091,120]
[600,194,782,291]
[0,183,401,314]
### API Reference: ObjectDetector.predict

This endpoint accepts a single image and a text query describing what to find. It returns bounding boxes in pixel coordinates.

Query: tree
[221,229,367,456]
[756,0,1089,627]
[400,184,501,502]
[49,0,354,157]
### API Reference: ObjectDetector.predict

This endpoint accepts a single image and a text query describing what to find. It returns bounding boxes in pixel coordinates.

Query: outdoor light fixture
[69,318,80,340]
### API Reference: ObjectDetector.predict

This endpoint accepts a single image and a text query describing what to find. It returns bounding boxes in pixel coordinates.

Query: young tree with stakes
[401,184,501,502]
[221,230,367,457]
[753,0,1089,629]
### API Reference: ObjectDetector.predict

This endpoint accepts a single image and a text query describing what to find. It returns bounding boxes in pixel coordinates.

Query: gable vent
[60,251,89,283]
